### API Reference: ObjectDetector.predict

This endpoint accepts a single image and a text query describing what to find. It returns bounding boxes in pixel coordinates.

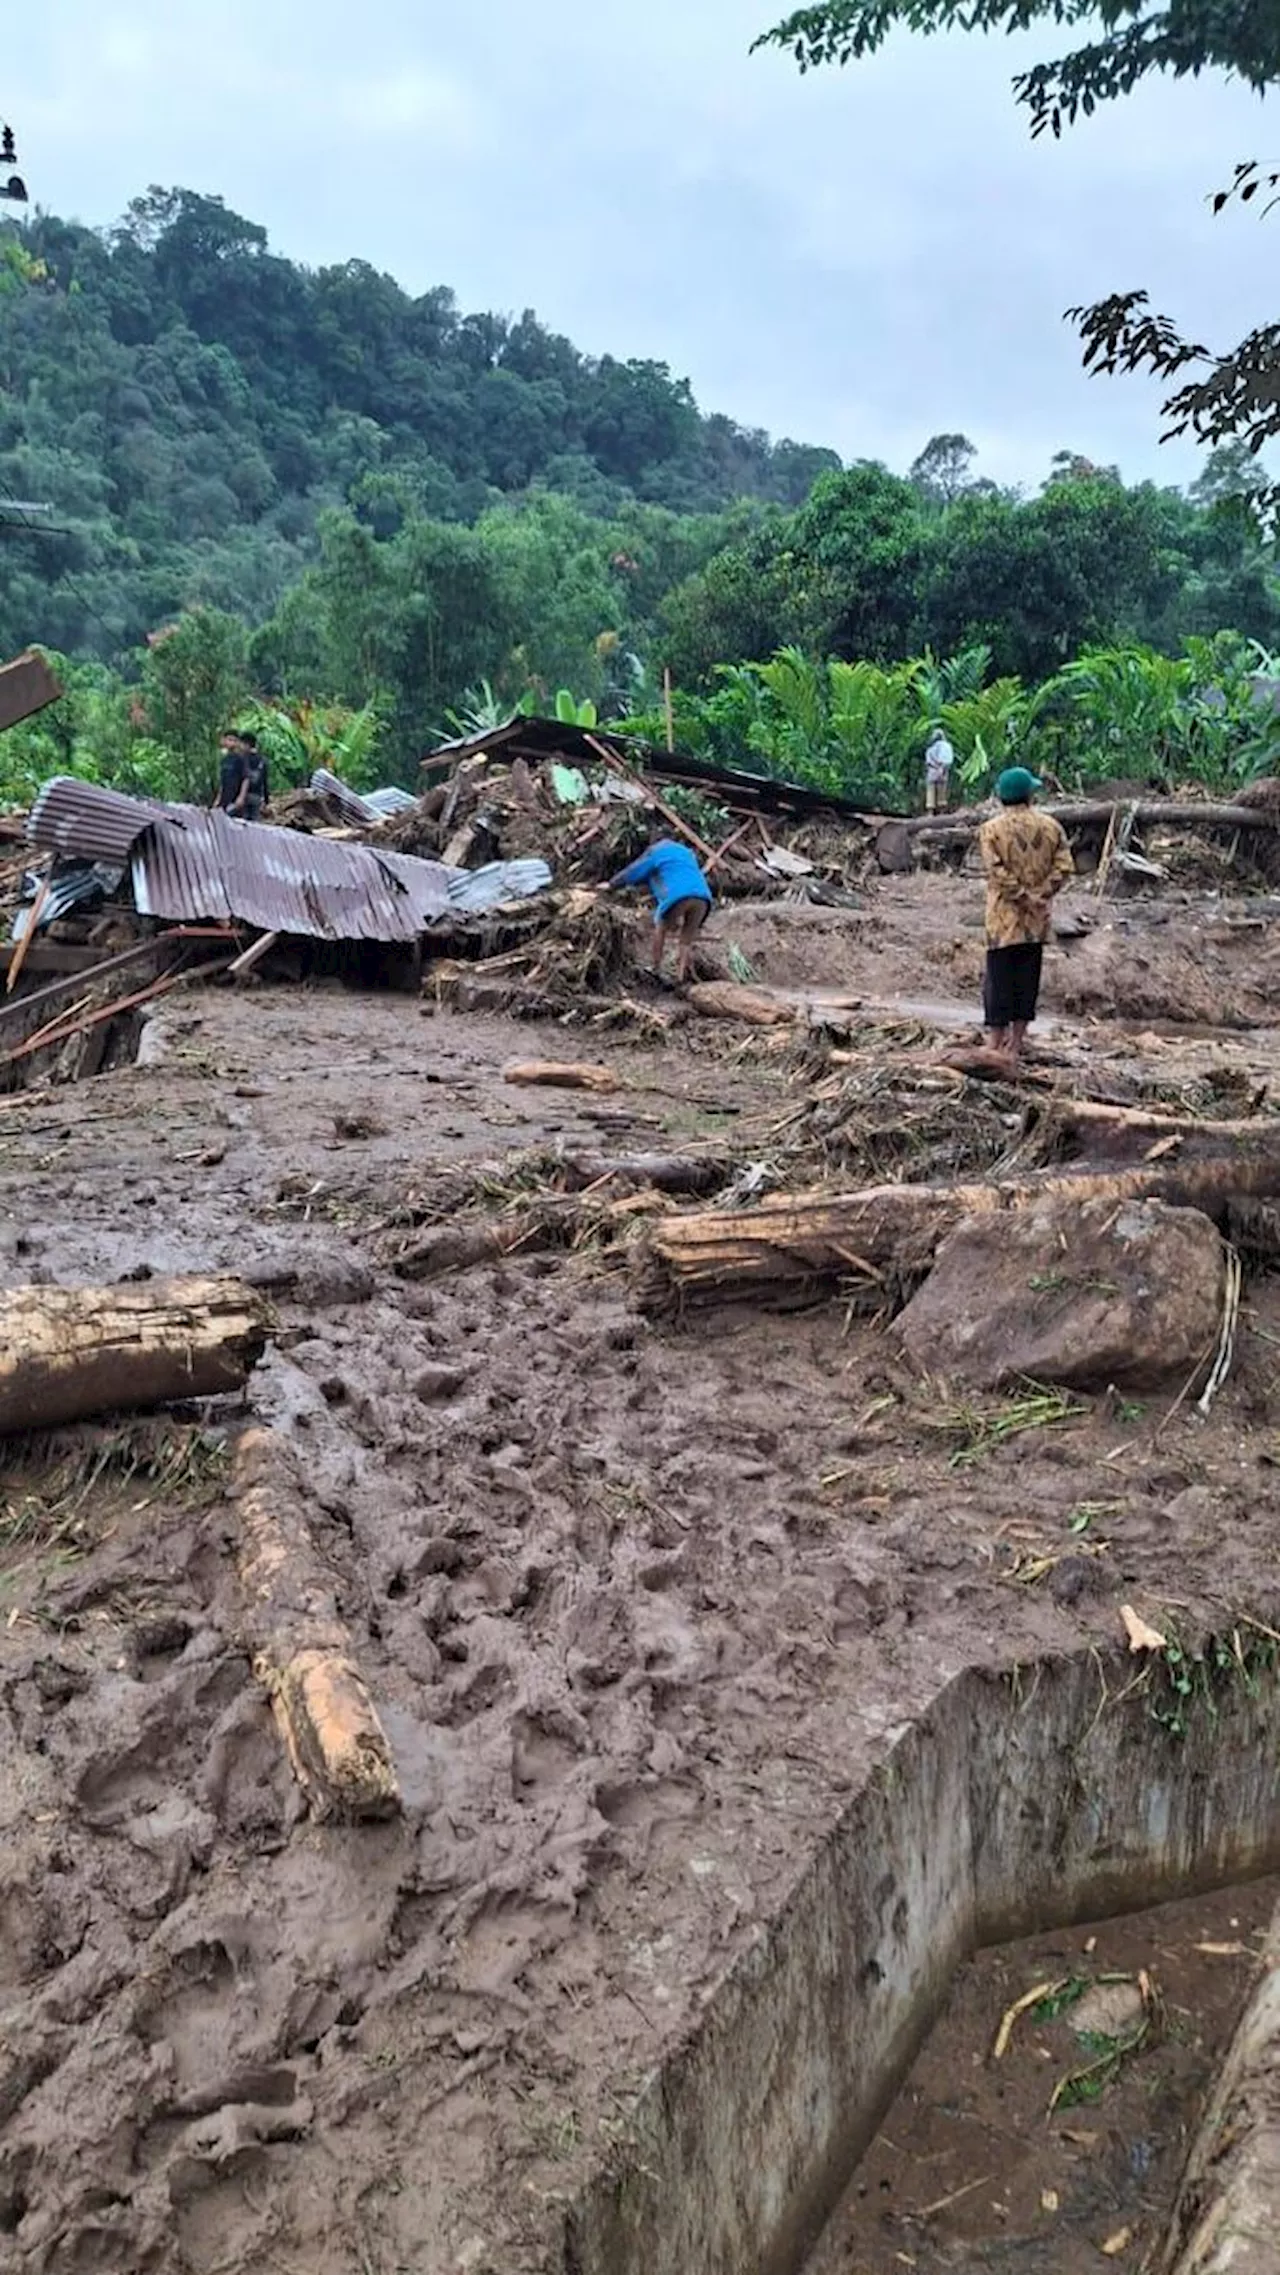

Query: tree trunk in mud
[636,1147,1280,1310]
[502,1060,623,1091]
[686,981,795,1026]
[388,1156,731,1280]
[902,799,1272,841]
[0,1276,270,1435]
[232,1428,401,1822]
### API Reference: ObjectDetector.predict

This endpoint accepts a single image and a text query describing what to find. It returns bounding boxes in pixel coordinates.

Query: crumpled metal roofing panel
[28,777,167,864]
[132,810,455,941]
[444,858,552,911]
[26,777,550,941]
[309,768,417,820]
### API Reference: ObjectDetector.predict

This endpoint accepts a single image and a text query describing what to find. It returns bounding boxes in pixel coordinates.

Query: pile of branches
[428,887,707,1029]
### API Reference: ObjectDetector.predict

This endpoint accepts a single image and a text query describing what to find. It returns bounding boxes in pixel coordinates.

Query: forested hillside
[2,188,1280,807]
[0,187,837,662]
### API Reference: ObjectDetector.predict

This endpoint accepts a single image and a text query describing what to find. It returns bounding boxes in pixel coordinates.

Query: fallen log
[637,1147,1280,1312]
[503,1059,622,1092]
[232,1428,400,1822]
[686,981,795,1027]
[389,1155,731,1279]
[1047,1098,1279,1143]
[0,1276,270,1435]
[902,798,1272,840]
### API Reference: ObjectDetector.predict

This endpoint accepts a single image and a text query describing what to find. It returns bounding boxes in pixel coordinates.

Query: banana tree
[238,696,386,789]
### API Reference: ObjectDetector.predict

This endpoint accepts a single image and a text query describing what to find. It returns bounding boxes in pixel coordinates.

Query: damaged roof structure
[26,779,550,944]
[420,718,880,823]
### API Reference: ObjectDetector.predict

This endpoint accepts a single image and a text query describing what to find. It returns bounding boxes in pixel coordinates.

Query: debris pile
[389,723,873,903]
[892,785,1280,889]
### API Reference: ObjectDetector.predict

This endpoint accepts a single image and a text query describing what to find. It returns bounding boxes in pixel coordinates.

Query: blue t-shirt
[613,839,712,920]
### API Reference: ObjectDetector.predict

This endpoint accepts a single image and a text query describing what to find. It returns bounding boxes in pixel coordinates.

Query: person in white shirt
[923,727,955,815]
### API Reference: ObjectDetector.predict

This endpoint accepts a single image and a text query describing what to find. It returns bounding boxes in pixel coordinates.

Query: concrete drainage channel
[562,1642,1280,2275]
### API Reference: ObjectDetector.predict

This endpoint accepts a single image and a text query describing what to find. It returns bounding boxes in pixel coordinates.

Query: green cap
[996,766,1042,804]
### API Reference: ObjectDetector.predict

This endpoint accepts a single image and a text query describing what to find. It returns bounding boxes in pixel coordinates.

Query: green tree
[909,433,979,507]
[139,605,249,799]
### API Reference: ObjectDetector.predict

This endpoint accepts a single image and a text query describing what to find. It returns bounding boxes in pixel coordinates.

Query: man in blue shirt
[605,835,713,982]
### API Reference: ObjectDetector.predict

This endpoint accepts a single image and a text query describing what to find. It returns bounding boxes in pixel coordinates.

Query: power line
[0,474,120,641]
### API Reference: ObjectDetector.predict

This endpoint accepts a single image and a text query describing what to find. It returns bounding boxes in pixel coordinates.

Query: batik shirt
[978,806,1074,947]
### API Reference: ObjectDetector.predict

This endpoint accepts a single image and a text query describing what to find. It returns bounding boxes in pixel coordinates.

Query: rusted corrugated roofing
[26,778,548,943]
[29,778,167,865]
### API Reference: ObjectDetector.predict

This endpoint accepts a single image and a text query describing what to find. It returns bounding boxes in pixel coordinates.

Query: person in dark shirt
[212,731,269,821]
[213,731,245,813]
[605,835,713,981]
[235,732,269,821]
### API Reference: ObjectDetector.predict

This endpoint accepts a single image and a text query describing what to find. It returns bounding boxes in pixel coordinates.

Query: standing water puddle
[807,1875,1279,2274]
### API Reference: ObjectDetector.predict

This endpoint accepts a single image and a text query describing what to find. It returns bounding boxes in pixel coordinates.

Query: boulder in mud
[895,1195,1225,1393]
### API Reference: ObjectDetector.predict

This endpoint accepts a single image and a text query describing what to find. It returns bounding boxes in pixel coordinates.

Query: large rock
[895,1196,1225,1393]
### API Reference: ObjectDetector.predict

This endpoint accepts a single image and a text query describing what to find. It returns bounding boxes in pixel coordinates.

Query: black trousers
[984,943,1043,1028]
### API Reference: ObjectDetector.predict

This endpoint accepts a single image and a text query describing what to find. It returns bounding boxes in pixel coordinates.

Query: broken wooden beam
[232,1428,401,1822]
[637,1146,1280,1311]
[584,731,718,863]
[0,1276,271,1434]
[227,929,281,981]
[0,648,62,734]
[5,874,50,996]
[0,928,231,1034]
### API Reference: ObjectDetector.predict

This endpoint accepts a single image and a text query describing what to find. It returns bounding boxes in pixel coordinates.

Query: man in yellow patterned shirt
[978,767,1074,1065]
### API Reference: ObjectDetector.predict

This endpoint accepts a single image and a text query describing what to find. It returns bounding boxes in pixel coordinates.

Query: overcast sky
[9,2,1275,491]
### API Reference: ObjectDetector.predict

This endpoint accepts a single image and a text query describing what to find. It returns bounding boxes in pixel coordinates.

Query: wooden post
[663,667,675,754]
[6,873,51,995]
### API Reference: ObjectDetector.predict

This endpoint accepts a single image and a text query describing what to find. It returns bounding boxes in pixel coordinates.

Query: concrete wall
[1163,1902,1280,2275]
[565,1647,1280,2275]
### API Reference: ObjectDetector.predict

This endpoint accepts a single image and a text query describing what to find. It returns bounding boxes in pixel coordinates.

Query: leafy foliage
[629,633,1280,808]
[755,2,1280,133]
[0,188,835,668]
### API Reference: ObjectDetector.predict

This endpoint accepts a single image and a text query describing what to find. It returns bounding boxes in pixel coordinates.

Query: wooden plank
[0,649,61,734]
[583,732,717,864]
[5,874,50,994]
[0,928,233,1034]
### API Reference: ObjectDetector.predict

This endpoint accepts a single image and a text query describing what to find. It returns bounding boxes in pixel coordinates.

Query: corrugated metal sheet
[419,718,890,820]
[29,778,167,864]
[26,777,550,942]
[445,859,551,911]
[309,769,417,820]
[10,860,124,941]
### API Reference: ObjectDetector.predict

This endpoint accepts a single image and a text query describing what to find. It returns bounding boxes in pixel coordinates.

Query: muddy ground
[4,874,1280,2275]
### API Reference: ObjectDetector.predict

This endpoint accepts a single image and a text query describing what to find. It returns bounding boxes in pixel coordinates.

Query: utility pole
[0,119,28,205]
